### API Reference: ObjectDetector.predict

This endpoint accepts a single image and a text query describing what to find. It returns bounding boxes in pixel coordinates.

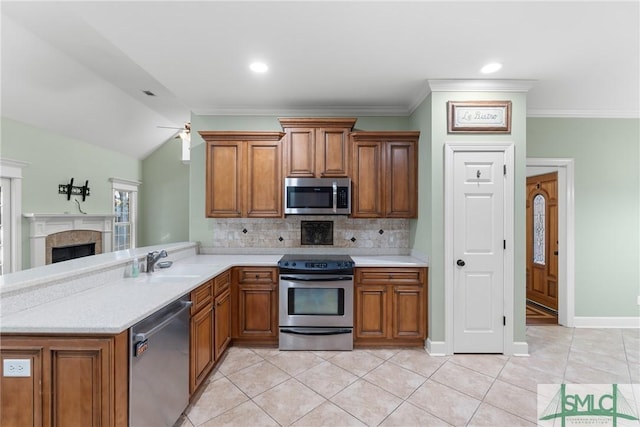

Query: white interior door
[452,151,505,353]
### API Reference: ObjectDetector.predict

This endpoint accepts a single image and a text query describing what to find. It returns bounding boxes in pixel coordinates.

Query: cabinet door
[386,141,417,218]
[392,286,425,339]
[246,141,282,218]
[49,339,112,427]
[351,140,384,218]
[205,141,243,217]
[284,128,316,177]
[354,284,389,339]
[190,302,214,394]
[1,347,44,427]
[238,284,278,338]
[316,128,350,177]
[214,289,231,359]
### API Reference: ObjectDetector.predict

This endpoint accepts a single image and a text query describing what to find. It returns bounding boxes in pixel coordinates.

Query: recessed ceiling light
[250,62,268,73]
[481,62,502,74]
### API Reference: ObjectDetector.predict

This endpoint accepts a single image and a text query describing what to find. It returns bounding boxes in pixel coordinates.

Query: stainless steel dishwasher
[129,295,192,427]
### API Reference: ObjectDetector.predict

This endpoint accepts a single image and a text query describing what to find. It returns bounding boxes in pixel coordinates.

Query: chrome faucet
[146,250,168,273]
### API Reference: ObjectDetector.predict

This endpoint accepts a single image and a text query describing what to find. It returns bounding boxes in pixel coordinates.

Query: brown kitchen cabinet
[189,279,214,394]
[200,131,285,218]
[354,267,427,346]
[189,270,232,395]
[231,266,278,345]
[279,117,356,178]
[0,332,128,427]
[213,271,232,359]
[350,131,420,218]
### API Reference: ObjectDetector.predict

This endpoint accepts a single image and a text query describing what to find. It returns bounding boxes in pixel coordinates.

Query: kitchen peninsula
[0,242,427,427]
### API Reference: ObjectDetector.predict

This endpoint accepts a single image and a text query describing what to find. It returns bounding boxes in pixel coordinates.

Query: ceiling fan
[157,122,191,139]
[157,122,191,163]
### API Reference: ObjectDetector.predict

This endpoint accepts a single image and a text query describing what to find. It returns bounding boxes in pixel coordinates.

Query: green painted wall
[1,117,141,269]
[140,137,189,246]
[527,118,640,317]
[188,114,413,246]
[409,92,529,344]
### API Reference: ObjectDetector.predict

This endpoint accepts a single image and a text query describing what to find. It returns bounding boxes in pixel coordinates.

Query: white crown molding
[527,109,640,119]
[428,79,537,93]
[192,105,413,117]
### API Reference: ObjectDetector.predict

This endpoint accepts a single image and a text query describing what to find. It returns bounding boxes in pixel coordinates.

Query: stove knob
[283,262,289,267]
[292,262,296,267]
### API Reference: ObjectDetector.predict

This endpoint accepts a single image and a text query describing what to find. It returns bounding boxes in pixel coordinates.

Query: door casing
[526,158,575,327]
[444,142,515,355]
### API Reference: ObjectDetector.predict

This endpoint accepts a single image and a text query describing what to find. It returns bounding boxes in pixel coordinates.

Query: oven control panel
[278,255,354,273]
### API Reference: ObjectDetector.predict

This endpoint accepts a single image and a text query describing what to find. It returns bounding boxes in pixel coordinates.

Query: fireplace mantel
[23,213,115,267]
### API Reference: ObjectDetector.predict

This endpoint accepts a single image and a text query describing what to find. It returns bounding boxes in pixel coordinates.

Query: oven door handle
[280,275,352,282]
[280,328,352,336]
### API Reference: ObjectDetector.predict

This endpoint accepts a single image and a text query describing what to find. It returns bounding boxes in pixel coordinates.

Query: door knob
[456,259,466,267]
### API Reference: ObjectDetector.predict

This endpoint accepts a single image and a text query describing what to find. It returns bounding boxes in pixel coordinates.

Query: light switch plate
[3,359,31,377]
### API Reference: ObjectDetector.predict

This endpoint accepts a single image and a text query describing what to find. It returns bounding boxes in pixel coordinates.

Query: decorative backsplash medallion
[301,221,333,245]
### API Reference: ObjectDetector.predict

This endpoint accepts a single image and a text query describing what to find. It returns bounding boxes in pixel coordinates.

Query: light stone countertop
[0,249,426,335]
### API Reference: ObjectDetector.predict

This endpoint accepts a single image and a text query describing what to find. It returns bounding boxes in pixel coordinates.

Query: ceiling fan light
[481,62,503,74]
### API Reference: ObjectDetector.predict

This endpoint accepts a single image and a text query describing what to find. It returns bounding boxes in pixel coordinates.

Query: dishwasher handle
[134,300,192,342]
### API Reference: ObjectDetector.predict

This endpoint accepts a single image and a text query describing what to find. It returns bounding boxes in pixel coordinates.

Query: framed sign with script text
[447,101,512,134]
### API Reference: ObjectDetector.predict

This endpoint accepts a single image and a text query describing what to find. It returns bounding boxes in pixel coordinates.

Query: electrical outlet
[3,359,31,377]
[637,296,640,306]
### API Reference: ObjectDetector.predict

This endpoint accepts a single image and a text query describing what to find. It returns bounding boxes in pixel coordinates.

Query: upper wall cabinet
[350,131,420,219]
[200,131,285,218]
[279,118,356,178]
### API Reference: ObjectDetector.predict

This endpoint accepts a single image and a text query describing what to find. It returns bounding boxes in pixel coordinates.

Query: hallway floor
[179,326,639,427]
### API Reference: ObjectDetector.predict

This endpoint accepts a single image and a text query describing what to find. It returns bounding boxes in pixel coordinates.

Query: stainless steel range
[278,254,354,350]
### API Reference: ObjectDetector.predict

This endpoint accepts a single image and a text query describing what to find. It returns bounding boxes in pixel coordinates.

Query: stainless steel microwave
[284,177,351,215]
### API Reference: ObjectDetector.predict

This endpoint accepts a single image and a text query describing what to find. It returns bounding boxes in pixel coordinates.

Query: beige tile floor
[178,326,639,427]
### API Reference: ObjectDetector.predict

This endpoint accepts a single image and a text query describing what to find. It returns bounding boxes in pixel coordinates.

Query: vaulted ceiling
[2,1,638,159]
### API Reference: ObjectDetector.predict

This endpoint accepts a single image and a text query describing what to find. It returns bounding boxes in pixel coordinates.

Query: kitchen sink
[132,263,222,284]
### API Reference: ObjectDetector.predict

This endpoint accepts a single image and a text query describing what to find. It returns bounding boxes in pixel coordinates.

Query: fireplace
[24,213,115,267]
[46,230,102,264]
[52,242,96,263]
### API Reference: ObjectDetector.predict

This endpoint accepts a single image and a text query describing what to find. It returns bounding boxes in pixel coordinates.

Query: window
[533,193,546,265]
[111,178,140,251]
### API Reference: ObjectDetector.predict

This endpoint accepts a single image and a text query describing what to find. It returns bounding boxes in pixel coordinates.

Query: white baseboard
[511,341,530,356]
[426,338,447,356]
[573,316,640,328]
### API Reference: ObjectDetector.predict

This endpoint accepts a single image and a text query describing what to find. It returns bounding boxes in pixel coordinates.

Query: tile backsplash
[204,216,410,255]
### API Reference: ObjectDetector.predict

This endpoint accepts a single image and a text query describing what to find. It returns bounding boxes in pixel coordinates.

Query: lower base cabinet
[214,288,231,359]
[0,332,128,427]
[231,267,278,345]
[354,267,428,347]
[190,270,232,395]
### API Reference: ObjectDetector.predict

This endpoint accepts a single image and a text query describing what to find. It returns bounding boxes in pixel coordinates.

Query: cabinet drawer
[191,280,213,314]
[355,268,424,285]
[236,267,278,285]
[214,270,231,295]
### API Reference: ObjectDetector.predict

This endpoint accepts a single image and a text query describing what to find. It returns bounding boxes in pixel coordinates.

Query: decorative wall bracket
[58,178,90,200]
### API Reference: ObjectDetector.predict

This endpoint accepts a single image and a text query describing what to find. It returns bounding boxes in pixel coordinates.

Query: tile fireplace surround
[24,213,115,267]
